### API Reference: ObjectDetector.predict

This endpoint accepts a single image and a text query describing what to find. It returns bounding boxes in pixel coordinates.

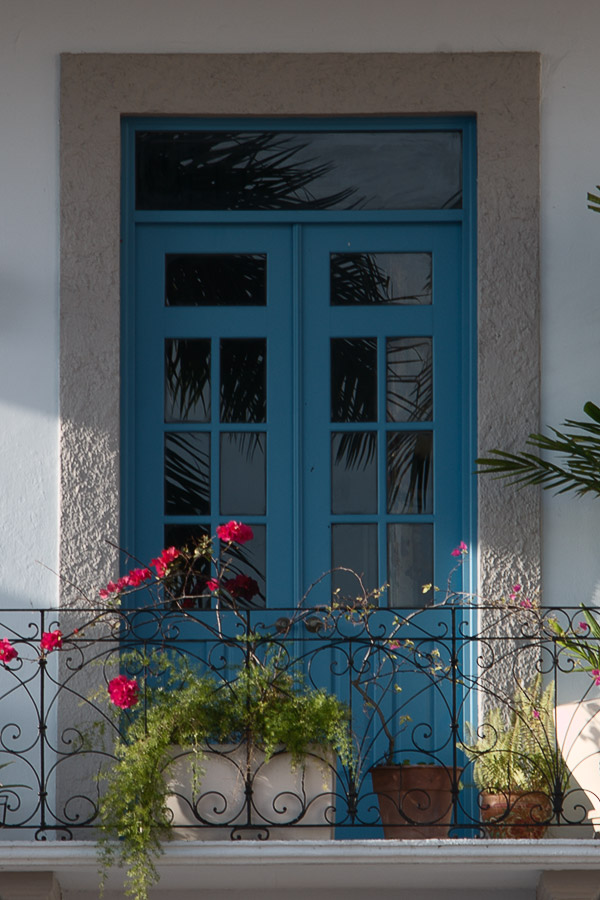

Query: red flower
[151,546,180,577]
[206,578,220,593]
[40,630,63,652]
[125,567,152,587]
[223,574,259,602]
[216,521,254,545]
[108,675,140,709]
[0,638,18,664]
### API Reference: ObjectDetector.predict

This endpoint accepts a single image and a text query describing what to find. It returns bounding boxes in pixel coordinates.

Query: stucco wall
[1,0,599,610]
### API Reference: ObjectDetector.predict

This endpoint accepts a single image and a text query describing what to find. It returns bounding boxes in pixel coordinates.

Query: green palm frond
[476,401,600,497]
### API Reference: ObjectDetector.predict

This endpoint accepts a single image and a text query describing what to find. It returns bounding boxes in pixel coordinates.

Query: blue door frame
[121,117,478,834]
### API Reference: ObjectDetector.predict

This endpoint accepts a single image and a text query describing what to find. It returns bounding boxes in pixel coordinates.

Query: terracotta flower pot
[480,790,552,838]
[371,763,461,839]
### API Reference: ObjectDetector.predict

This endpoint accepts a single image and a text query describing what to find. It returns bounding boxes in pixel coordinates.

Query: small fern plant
[461,678,569,795]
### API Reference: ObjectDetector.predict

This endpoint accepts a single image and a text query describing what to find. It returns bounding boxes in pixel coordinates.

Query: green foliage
[461,678,569,795]
[476,401,600,497]
[98,653,351,900]
[548,606,600,671]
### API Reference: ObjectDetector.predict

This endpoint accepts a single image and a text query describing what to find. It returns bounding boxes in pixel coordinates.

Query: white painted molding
[537,871,600,900]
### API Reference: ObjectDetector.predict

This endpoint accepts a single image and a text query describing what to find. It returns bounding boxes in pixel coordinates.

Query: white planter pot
[166,743,336,840]
[555,699,600,830]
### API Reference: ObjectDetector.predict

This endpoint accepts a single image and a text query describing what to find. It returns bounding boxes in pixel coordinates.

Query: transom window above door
[121,118,476,609]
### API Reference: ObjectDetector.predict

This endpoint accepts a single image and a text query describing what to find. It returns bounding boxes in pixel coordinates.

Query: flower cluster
[99,567,153,600]
[216,521,254,545]
[0,638,18,663]
[451,541,468,557]
[40,629,62,652]
[108,675,140,709]
[150,547,180,577]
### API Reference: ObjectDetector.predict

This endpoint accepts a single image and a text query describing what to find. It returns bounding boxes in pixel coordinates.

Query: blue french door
[127,221,466,608]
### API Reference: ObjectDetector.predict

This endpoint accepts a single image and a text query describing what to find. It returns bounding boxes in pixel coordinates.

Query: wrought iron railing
[0,602,598,840]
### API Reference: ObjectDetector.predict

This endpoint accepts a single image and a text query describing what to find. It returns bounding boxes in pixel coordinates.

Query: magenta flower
[388,640,401,651]
[108,675,140,709]
[206,578,219,593]
[0,638,18,664]
[40,630,63,652]
[532,709,540,719]
[217,521,254,545]
[150,547,180,577]
[451,541,468,557]
[593,670,600,686]
[512,584,522,593]
[519,598,533,609]
[579,621,590,632]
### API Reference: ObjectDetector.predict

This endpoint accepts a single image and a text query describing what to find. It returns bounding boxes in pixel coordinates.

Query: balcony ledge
[0,839,599,897]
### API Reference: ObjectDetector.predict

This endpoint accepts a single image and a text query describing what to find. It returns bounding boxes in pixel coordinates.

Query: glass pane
[331,432,377,514]
[332,524,378,600]
[165,338,211,423]
[165,432,210,515]
[220,338,266,423]
[136,130,462,210]
[386,338,433,423]
[387,524,433,608]
[220,433,266,515]
[164,524,211,609]
[165,254,266,307]
[387,431,433,514]
[220,523,266,608]
[331,253,432,306]
[331,338,377,423]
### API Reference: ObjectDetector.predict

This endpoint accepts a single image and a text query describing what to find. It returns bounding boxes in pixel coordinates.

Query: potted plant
[84,522,352,900]
[330,542,469,839]
[547,607,600,831]
[98,652,351,900]
[462,677,567,838]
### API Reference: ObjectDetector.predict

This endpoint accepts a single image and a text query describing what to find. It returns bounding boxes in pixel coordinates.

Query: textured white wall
[1,0,599,608]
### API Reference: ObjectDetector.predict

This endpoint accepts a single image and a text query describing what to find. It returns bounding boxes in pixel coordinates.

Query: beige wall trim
[59,52,541,598]
[538,871,600,900]
[0,872,61,900]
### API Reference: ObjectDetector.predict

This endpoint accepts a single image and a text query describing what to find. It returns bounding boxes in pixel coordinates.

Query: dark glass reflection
[331,253,432,306]
[220,433,266,515]
[332,524,378,600]
[165,432,210,515]
[387,523,433,608]
[164,524,211,609]
[165,338,211,423]
[331,338,377,423]
[220,339,266,423]
[387,431,433,514]
[386,337,433,423]
[165,254,266,307]
[331,432,377,514]
[136,130,462,211]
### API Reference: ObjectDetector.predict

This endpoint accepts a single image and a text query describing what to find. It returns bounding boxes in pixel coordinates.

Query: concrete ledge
[1,840,600,897]
[537,871,600,900]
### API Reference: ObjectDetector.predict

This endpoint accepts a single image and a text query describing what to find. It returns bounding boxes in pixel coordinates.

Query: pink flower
[579,621,590,632]
[512,584,522,593]
[216,521,254,545]
[388,640,401,651]
[519,597,533,609]
[593,670,600,686]
[223,574,259,602]
[0,638,18,664]
[151,546,180,577]
[532,709,540,719]
[451,541,468,557]
[40,630,63,652]
[206,578,219,593]
[108,675,140,709]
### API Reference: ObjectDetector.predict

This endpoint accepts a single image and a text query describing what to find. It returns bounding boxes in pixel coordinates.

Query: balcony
[0,601,599,898]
